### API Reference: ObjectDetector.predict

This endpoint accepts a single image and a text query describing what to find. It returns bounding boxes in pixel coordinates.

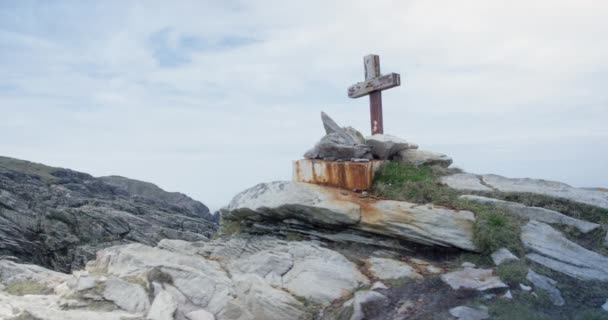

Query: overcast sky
[1,1,607,210]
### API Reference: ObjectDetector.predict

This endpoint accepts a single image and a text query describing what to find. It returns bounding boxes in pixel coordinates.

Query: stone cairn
[293,112,453,191]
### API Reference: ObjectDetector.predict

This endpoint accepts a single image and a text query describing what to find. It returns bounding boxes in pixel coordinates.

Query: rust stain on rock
[293,159,383,191]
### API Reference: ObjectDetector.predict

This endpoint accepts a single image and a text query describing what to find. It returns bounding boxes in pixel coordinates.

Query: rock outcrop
[0,236,373,320]
[443,173,608,209]
[224,181,477,251]
[521,220,608,281]
[0,156,217,272]
[395,149,453,168]
[460,195,600,233]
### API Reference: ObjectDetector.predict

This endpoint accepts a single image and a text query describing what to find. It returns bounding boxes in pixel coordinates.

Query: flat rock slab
[225,181,477,251]
[395,149,453,168]
[441,267,507,291]
[521,220,608,281]
[444,173,608,209]
[526,269,565,306]
[460,195,600,233]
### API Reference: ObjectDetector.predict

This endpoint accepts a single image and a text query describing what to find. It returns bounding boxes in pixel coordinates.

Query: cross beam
[347,55,400,135]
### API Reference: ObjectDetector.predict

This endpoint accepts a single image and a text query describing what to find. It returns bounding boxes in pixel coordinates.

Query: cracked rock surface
[0,156,217,272]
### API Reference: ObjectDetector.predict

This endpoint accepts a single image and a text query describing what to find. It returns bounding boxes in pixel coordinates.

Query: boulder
[304,133,373,161]
[441,267,507,291]
[443,172,608,210]
[526,270,565,306]
[225,181,477,251]
[449,306,489,320]
[460,195,600,234]
[395,149,452,167]
[521,220,608,281]
[365,257,422,281]
[365,134,417,159]
[490,248,519,266]
[304,113,373,160]
[103,277,150,313]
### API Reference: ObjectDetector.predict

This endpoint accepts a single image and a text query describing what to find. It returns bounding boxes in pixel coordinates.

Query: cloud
[0,0,607,209]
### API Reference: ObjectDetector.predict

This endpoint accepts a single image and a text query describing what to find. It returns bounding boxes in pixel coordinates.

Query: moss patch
[496,260,529,286]
[6,280,52,296]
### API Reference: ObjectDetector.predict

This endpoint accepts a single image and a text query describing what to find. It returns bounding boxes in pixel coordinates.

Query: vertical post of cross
[365,55,383,135]
[347,54,401,136]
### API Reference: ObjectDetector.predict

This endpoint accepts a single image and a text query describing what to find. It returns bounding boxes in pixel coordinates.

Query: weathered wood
[369,91,383,134]
[364,54,380,80]
[347,73,400,98]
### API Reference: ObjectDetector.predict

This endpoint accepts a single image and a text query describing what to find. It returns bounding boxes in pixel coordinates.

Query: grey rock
[444,172,608,209]
[147,290,177,320]
[461,262,476,268]
[343,126,367,145]
[441,268,508,291]
[460,195,600,234]
[521,220,608,281]
[526,270,565,306]
[103,277,150,313]
[337,290,388,320]
[520,283,532,291]
[304,113,373,160]
[186,309,215,320]
[395,149,453,167]
[365,257,422,280]
[365,134,417,159]
[441,173,492,192]
[602,299,608,312]
[0,156,217,273]
[491,248,519,266]
[449,306,489,320]
[0,260,69,289]
[225,181,477,251]
[304,133,373,161]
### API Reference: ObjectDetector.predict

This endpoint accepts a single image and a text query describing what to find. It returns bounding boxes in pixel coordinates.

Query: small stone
[526,270,565,306]
[426,265,442,274]
[491,248,519,266]
[449,306,489,320]
[371,282,388,290]
[409,258,430,266]
[397,300,415,314]
[366,257,423,281]
[602,299,608,312]
[482,293,495,300]
[461,262,476,268]
[520,283,532,291]
[502,290,513,299]
[441,268,508,291]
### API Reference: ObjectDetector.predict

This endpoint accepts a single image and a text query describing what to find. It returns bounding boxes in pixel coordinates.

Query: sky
[1,1,607,210]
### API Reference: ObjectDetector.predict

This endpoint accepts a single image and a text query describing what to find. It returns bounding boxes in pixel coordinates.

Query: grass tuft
[6,280,52,296]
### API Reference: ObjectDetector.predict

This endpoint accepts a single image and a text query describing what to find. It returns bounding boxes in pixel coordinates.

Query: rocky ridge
[1,113,608,319]
[0,156,217,272]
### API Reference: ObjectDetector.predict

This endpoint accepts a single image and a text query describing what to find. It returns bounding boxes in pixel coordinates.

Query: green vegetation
[6,280,52,296]
[488,294,552,320]
[216,218,243,236]
[371,162,460,205]
[496,260,529,285]
[372,162,524,254]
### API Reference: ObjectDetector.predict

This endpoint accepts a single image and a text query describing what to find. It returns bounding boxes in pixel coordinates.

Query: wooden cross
[347,54,401,135]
